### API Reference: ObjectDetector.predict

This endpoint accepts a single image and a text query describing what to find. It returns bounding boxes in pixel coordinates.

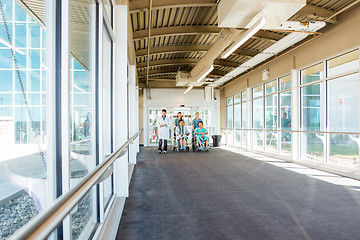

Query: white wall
[142,88,221,146]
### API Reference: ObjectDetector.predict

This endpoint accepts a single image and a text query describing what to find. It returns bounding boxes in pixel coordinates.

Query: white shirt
[156,115,170,140]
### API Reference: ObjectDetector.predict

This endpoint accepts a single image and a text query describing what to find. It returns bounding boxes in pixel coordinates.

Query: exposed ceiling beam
[135,45,257,58]
[133,26,283,42]
[137,68,224,78]
[133,26,221,40]
[136,58,239,69]
[129,0,216,12]
[297,4,337,23]
[135,45,210,56]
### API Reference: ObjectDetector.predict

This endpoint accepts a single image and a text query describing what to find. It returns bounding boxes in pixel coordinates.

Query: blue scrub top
[192,118,202,132]
[194,127,207,136]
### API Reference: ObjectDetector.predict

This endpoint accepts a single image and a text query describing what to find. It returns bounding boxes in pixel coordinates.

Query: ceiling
[129,0,360,88]
[16,0,360,86]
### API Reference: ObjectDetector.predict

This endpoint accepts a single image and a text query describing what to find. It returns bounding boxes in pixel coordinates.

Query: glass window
[15,93,26,105]
[0,2,50,239]
[301,63,324,85]
[30,93,41,105]
[280,91,291,154]
[29,70,41,91]
[15,51,27,69]
[1,0,13,20]
[0,106,12,116]
[0,22,13,41]
[14,70,27,92]
[41,29,46,49]
[327,73,359,168]
[29,50,41,69]
[253,98,263,129]
[29,23,41,48]
[253,85,263,98]
[328,74,359,133]
[280,75,291,91]
[226,96,233,105]
[15,23,27,48]
[265,94,277,130]
[0,93,13,105]
[302,83,324,131]
[241,103,246,128]
[327,49,359,77]
[15,3,26,21]
[0,70,13,91]
[69,0,96,236]
[226,106,233,129]
[234,93,241,104]
[0,49,13,69]
[241,91,246,102]
[234,104,241,129]
[265,80,277,95]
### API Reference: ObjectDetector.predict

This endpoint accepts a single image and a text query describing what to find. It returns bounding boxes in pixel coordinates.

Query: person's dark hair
[179,119,183,123]
[198,121,203,125]
[162,109,167,113]
[178,112,182,115]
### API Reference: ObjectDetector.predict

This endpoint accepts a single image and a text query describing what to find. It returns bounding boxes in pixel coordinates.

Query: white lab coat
[156,115,170,140]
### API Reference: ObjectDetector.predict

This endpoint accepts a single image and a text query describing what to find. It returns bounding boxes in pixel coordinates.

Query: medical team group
[156,109,210,154]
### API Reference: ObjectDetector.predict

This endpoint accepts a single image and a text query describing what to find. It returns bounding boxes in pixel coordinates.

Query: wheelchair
[192,135,210,152]
[173,128,190,152]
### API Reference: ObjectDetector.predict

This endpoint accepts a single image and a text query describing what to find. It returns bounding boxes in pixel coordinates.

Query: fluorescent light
[196,65,214,82]
[221,17,266,59]
[183,84,193,95]
[0,38,25,55]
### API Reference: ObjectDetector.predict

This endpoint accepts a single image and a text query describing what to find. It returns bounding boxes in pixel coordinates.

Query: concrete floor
[116,147,360,240]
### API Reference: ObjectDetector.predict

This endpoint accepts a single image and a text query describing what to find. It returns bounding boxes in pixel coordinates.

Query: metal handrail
[9,130,142,240]
[221,128,360,136]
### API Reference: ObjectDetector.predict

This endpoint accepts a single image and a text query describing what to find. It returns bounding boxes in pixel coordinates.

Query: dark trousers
[158,139,167,151]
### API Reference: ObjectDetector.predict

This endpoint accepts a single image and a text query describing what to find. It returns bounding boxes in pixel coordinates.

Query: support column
[291,69,300,161]
[246,87,252,152]
[113,1,129,197]
[128,65,137,164]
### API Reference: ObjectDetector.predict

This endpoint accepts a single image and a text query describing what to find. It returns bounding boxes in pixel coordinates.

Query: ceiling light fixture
[221,17,266,59]
[183,84,193,95]
[0,38,25,55]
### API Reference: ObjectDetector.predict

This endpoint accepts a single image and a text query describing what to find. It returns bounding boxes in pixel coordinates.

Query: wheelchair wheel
[172,146,176,152]
[186,147,189,152]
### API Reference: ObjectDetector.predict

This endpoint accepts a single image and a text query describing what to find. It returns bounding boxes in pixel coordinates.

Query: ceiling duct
[208,21,326,87]
[218,0,306,29]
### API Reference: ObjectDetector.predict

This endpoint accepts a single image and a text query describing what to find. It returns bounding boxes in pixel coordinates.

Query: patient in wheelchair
[194,121,210,151]
[176,119,190,150]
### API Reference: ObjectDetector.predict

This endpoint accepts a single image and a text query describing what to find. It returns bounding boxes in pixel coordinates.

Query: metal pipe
[9,130,142,240]
[146,0,153,87]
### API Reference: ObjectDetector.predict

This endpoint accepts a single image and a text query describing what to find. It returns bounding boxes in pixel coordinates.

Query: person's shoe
[205,146,209,151]
[163,151,167,154]
[158,150,162,154]
[200,146,204,150]
[181,147,186,150]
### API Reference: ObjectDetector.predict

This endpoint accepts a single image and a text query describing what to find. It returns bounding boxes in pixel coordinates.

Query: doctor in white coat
[156,109,170,153]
